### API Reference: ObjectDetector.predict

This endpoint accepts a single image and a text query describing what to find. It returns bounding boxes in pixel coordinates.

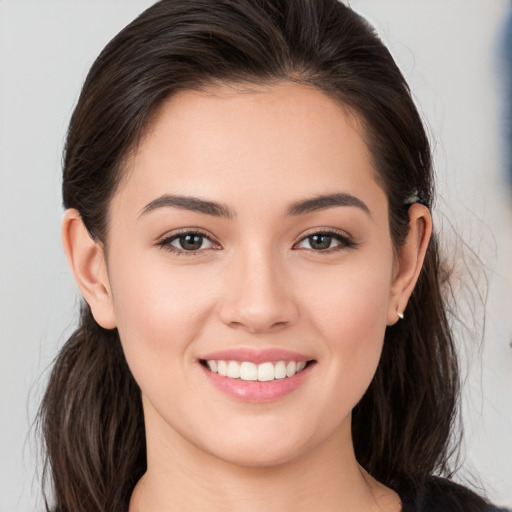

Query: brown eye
[176,234,206,251]
[295,231,356,252]
[157,231,217,253]
[308,234,333,250]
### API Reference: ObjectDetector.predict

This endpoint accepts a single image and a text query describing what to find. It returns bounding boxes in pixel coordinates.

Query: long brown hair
[39,1,461,510]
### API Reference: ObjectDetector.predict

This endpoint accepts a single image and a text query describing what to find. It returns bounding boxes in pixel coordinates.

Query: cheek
[302,255,392,338]
[298,254,393,396]
[107,249,219,377]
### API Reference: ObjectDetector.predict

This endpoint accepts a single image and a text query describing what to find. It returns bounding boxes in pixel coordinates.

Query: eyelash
[155,229,220,256]
[155,228,357,256]
[292,229,358,252]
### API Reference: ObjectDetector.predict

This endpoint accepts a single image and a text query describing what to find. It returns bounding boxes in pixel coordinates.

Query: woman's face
[100,83,403,466]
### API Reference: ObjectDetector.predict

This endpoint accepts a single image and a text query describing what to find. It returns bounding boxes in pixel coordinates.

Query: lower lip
[200,363,314,403]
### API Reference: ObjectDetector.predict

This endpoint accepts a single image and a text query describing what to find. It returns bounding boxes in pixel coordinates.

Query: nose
[218,249,299,334]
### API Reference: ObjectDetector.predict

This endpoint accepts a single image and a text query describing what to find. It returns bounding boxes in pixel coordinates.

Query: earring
[397,311,404,320]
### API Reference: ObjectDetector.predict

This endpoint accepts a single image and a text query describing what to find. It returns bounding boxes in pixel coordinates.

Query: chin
[195,424,326,470]
[211,442,306,469]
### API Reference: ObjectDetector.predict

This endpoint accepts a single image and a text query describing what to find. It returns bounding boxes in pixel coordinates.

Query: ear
[62,209,117,329]
[387,203,432,325]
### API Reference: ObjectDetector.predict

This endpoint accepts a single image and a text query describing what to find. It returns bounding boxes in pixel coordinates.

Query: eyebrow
[286,193,371,217]
[139,192,371,219]
[139,194,235,219]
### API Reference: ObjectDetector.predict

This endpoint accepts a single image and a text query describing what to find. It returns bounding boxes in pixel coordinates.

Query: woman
[38,1,508,511]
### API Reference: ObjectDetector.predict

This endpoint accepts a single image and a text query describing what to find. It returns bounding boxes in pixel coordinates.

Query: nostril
[227,321,247,330]
[270,321,289,329]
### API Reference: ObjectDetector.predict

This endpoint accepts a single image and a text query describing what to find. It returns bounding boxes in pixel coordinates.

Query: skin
[62,82,431,512]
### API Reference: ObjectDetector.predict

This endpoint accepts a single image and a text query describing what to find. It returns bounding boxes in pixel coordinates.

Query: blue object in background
[503,3,512,188]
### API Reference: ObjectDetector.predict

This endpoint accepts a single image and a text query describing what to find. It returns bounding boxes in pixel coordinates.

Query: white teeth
[205,359,308,381]
[274,361,287,379]
[286,361,297,378]
[257,362,274,382]
[240,362,258,381]
[227,360,241,379]
[217,360,227,377]
[206,360,218,372]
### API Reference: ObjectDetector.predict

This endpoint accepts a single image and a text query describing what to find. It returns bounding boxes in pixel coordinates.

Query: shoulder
[398,475,510,512]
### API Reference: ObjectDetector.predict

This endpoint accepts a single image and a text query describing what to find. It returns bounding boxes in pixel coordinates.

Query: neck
[130,407,400,512]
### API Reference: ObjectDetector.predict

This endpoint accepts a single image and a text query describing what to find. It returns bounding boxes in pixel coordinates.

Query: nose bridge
[219,240,298,332]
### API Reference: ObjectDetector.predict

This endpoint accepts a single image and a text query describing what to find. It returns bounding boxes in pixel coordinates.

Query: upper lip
[199,348,314,364]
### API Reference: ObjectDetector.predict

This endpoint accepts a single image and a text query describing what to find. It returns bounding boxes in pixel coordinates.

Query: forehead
[116,82,385,218]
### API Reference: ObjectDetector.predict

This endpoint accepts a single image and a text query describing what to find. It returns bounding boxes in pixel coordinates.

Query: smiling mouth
[200,359,315,382]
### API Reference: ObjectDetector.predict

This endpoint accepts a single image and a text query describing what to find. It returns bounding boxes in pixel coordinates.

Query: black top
[398,476,510,512]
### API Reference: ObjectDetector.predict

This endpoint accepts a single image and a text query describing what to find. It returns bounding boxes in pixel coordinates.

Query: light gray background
[1,1,511,510]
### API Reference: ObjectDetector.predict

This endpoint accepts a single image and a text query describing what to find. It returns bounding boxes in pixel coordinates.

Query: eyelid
[292,227,358,251]
[155,228,221,254]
